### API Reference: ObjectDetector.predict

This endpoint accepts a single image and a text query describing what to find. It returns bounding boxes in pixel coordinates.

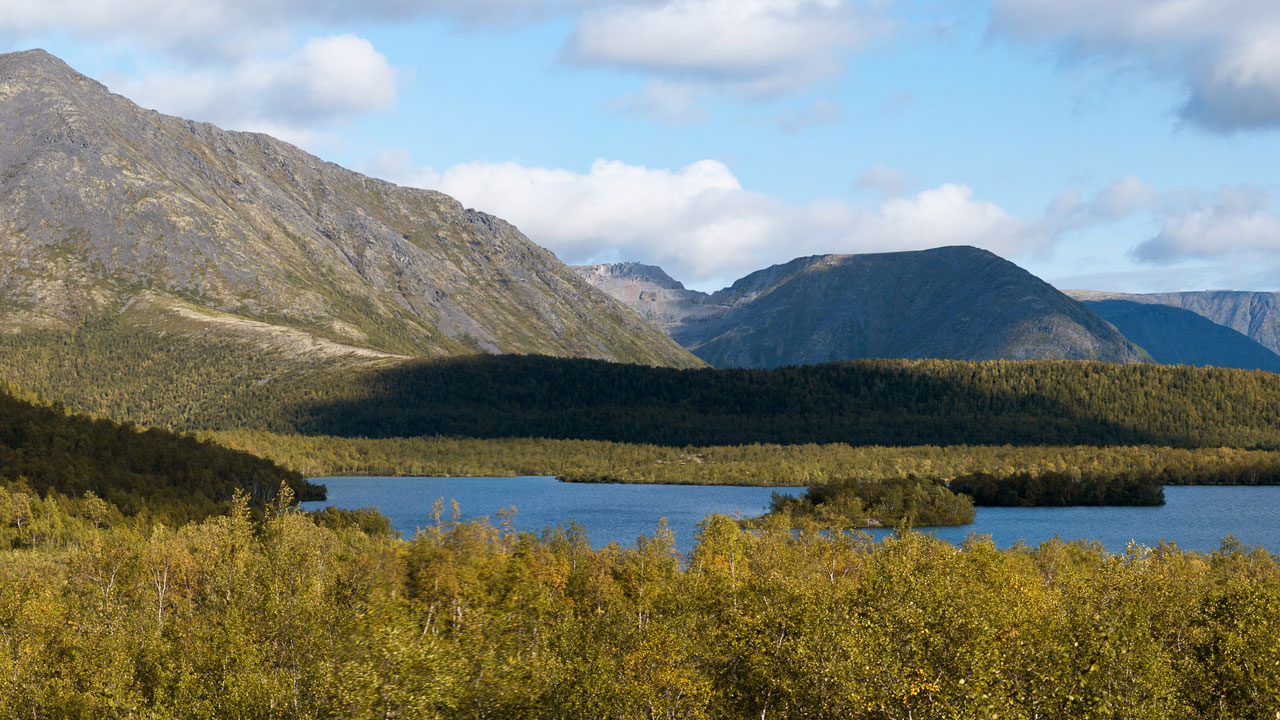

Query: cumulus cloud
[366,152,1118,287]
[567,0,888,98]
[990,0,1280,132]
[104,35,397,146]
[1133,187,1280,263]
[0,0,586,61]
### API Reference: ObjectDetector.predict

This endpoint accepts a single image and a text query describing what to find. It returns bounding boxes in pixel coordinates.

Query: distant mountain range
[1067,290,1280,358]
[577,247,1148,368]
[1066,295,1280,373]
[5,47,1280,441]
[0,49,699,370]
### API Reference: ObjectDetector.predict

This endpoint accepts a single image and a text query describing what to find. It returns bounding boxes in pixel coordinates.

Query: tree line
[211,429,1280,490]
[8,323,1280,450]
[0,381,318,524]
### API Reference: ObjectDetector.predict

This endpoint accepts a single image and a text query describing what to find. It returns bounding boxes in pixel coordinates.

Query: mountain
[0,49,699,369]
[1071,297,1280,372]
[577,247,1146,369]
[1068,290,1280,358]
[571,262,730,336]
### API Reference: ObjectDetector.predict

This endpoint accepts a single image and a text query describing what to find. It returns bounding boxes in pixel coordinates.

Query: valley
[2,47,1280,719]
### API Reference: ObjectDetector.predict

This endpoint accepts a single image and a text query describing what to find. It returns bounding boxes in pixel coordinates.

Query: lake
[300,476,1280,555]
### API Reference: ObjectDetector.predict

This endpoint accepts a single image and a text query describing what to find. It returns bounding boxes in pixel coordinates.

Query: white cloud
[367,152,1111,288]
[991,0,1280,131]
[104,35,397,146]
[1133,187,1280,262]
[567,0,888,98]
[0,0,586,61]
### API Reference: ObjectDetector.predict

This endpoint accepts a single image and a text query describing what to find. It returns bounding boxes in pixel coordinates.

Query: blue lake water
[300,477,1280,555]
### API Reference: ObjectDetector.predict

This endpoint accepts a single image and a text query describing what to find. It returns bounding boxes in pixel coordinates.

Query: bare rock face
[571,263,730,335]
[580,247,1148,369]
[0,49,701,369]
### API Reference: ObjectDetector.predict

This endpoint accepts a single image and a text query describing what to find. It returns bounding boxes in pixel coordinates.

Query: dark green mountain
[0,49,699,369]
[578,247,1146,369]
[1080,299,1280,372]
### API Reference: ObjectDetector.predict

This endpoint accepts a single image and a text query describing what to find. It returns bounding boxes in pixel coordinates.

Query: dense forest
[950,471,1166,507]
[0,381,318,523]
[276,354,1280,448]
[3,492,1278,719]
[212,430,1280,490]
[8,323,1280,450]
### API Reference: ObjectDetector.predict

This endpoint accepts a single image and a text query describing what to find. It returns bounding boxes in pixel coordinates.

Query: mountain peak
[0,50,702,369]
[0,48,68,70]
[573,262,688,291]
[0,48,105,92]
[580,247,1146,368]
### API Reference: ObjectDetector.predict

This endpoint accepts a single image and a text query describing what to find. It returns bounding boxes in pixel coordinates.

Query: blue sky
[3,0,1280,292]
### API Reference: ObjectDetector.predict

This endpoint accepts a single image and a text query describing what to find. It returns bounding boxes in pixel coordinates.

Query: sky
[3,0,1280,293]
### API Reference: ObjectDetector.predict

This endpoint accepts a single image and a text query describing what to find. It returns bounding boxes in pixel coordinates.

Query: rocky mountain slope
[578,247,1147,368]
[1068,290,1280,358]
[0,49,699,369]
[571,262,729,337]
[1078,299,1280,372]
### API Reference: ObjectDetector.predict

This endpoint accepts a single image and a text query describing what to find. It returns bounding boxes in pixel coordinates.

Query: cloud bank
[368,151,1133,288]
[1134,188,1280,263]
[991,0,1280,132]
[104,35,397,147]
[568,0,884,98]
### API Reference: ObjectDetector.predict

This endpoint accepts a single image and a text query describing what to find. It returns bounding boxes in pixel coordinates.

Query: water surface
[302,475,794,553]
[301,477,1280,555]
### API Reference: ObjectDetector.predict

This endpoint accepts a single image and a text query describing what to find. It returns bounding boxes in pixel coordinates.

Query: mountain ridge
[0,49,701,369]
[1071,297,1280,372]
[578,247,1147,368]
[1066,289,1280,358]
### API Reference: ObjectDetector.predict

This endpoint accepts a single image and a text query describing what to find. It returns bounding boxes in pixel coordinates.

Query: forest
[209,431,1280,488]
[2,489,1278,719]
[8,322,1280,450]
[4,324,1280,713]
[0,381,318,524]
